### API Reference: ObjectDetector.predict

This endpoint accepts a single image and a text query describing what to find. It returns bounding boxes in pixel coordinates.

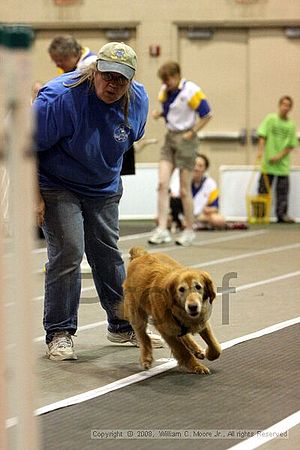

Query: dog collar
[172,314,190,337]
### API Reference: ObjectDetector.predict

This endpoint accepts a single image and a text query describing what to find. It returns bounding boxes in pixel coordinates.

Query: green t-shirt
[258,113,298,176]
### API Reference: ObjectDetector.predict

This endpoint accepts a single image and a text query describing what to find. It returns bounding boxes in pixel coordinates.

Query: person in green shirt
[256,95,298,223]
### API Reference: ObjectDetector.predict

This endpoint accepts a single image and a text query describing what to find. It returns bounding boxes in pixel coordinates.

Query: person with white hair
[34,42,163,361]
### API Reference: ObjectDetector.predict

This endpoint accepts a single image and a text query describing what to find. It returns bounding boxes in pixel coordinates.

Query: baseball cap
[96,42,137,80]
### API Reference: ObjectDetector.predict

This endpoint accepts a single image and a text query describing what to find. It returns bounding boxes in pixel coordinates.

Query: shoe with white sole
[175,229,196,246]
[148,227,172,245]
[46,331,77,361]
[107,330,164,348]
[277,215,295,224]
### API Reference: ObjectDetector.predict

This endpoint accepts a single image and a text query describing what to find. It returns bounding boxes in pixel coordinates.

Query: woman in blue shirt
[34,42,162,360]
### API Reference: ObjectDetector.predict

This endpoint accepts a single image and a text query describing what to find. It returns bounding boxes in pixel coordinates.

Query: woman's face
[50,52,79,73]
[94,71,130,104]
[193,157,207,180]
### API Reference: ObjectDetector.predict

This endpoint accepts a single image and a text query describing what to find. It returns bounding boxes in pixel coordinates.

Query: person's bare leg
[179,168,194,230]
[157,160,174,229]
[210,212,226,228]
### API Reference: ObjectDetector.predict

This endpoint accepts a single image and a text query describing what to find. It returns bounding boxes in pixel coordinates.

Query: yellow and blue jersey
[192,177,219,216]
[158,78,211,131]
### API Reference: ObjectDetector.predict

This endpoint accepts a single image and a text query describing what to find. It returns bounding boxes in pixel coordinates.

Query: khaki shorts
[160,130,199,170]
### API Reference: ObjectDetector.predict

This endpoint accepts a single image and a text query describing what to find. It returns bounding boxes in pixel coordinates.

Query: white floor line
[14,229,270,307]
[193,230,267,246]
[221,316,300,350]
[30,269,300,343]
[33,321,108,343]
[192,242,300,268]
[233,270,300,293]
[125,229,267,255]
[31,230,154,254]
[228,410,300,450]
[30,230,267,280]
[32,247,47,254]
[119,231,153,241]
[6,316,299,429]
[69,241,300,278]
[23,239,298,307]
[33,284,95,301]
[5,285,97,308]
[31,229,267,255]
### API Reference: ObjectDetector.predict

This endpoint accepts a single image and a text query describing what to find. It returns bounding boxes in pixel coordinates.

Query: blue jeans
[41,188,132,344]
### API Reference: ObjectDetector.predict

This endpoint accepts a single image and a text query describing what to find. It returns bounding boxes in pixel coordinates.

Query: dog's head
[167,270,216,320]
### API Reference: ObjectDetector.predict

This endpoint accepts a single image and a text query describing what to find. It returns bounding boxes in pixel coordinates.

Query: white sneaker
[107,330,164,348]
[175,229,196,247]
[148,227,172,245]
[46,331,77,361]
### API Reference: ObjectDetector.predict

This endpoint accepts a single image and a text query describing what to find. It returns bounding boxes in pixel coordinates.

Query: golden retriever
[122,247,221,374]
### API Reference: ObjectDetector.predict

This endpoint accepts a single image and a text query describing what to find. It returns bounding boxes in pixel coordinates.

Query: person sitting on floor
[169,154,248,230]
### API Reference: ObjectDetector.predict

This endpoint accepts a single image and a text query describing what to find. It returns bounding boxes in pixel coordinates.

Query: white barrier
[120,163,159,219]
[219,166,300,221]
[119,163,300,221]
[12,157,298,231]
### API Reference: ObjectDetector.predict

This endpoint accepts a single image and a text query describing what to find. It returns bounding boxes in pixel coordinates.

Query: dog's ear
[202,272,216,303]
[129,246,148,261]
[165,271,180,304]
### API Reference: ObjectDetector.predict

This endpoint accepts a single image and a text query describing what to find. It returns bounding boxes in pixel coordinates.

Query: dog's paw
[140,356,153,370]
[193,364,211,374]
[180,362,211,374]
[205,345,222,361]
[193,348,205,360]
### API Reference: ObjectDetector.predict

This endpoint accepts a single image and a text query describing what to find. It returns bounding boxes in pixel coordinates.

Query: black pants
[258,174,289,220]
[169,196,184,228]
[121,146,135,175]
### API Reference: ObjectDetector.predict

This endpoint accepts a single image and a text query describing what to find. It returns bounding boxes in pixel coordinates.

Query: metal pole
[0,23,8,450]
[3,25,39,450]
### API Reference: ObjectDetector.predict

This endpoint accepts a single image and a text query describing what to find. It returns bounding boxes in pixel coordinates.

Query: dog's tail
[129,246,148,261]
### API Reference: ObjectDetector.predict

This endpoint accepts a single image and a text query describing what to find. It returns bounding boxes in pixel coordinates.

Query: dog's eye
[195,284,202,291]
[178,286,185,293]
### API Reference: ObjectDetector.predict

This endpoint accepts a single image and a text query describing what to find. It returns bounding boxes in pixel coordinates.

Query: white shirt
[170,169,218,216]
[158,78,211,131]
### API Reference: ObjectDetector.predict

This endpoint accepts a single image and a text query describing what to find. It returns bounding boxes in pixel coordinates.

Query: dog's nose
[188,304,198,312]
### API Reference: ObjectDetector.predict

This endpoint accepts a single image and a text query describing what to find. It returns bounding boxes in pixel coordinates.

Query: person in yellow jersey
[149,61,212,246]
[48,34,96,74]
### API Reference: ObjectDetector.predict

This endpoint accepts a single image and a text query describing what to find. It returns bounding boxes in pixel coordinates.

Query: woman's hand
[183,129,196,141]
[36,192,45,227]
[269,154,281,164]
[152,109,162,120]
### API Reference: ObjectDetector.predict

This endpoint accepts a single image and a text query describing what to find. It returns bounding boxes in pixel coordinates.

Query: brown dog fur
[122,247,221,374]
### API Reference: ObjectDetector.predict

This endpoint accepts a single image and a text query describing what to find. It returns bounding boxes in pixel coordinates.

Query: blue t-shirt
[33,72,148,196]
